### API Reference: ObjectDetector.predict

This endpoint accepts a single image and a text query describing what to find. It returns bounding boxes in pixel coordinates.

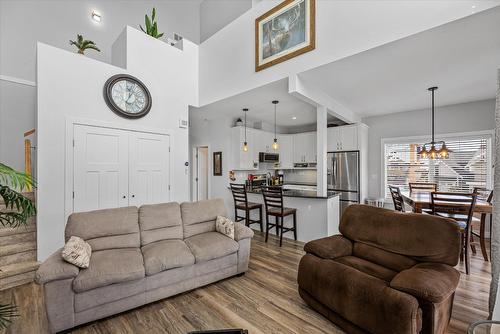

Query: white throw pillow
[61,236,92,268]
[216,216,235,240]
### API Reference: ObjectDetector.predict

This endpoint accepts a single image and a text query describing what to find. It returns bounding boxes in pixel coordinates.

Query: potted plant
[0,163,36,329]
[140,8,164,39]
[69,34,101,55]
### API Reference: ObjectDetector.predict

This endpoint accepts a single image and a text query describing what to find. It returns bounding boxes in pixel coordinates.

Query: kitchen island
[225,187,340,243]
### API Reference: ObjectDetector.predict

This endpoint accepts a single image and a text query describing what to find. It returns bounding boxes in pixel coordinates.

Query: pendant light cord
[431,88,435,143]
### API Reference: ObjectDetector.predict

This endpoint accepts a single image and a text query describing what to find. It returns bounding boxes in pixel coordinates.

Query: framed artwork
[213,152,222,176]
[255,0,315,72]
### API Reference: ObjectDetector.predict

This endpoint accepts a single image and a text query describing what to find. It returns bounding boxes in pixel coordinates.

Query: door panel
[129,132,170,206]
[73,125,129,212]
[340,126,358,151]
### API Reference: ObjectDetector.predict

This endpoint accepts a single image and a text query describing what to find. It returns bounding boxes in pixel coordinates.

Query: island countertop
[227,186,339,199]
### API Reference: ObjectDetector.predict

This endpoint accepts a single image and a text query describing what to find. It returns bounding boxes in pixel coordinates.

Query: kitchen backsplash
[283,169,317,185]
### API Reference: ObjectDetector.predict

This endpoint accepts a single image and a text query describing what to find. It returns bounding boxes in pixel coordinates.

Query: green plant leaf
[157,33,164,39]
[140,25,145,33]
[152,7,156,22]
[145,14,152,34]
[0,304,18,330]
[85,45,101,52]
[77,34,83,44]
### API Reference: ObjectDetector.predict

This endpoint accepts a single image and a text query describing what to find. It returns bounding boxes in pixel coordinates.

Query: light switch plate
[179,119,188,128]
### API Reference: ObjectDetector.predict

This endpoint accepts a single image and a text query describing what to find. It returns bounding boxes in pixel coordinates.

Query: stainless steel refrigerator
[327,151,360,216]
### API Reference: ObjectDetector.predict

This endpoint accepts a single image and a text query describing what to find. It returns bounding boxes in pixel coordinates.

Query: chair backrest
[180,198,227,238]
[409,182,437,194]
[388,185,405,212]
[431,192,477,228]
[262,186,284,215]
[230,183,248,207]
[139,202,183,246]
[473,187,493,204]
[340,204,461,266]
[66,206,140,251]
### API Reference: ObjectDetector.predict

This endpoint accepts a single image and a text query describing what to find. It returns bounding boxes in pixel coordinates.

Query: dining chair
[430,191,477,274]
[261,186,297,247]
[409,182,437,193]
[472,187,493,261]
[230,183,263,232]
[388,185,405,212]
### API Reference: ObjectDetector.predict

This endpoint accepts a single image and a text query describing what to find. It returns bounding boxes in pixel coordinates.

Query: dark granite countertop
[228,186,339,199]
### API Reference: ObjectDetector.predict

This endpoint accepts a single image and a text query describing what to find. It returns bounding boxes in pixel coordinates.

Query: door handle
[132,195,135,198]
[122,195,126,199]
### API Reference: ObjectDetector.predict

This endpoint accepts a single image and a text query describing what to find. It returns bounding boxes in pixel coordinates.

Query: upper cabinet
[294,132,317,163]
[328,124,367,152]
[277,134,294,168]
[231,126,257,170]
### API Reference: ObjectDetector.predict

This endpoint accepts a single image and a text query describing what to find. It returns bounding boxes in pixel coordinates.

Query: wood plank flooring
[0,232,491,334]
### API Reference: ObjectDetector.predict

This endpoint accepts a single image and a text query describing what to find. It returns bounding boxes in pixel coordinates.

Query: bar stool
[262,186,297,247]
[230,183,263,232]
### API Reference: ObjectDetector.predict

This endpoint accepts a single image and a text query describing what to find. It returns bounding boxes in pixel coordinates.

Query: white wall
[200,0,251,43]
[37,27,198,260]
[0,0,201,170]
[198,0,499,106]
[362,99,496,199]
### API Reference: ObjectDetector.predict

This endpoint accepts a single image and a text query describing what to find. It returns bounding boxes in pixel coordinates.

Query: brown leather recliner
[298,204,462,334]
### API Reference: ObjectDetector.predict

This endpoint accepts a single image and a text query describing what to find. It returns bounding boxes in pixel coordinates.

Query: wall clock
[103,74,152,118]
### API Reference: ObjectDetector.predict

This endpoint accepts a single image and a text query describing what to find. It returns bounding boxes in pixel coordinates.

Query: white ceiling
[299,5,500,117]
[190,78,342,127]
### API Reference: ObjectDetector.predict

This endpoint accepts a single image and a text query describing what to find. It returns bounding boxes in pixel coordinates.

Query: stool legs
[279,216,284,247]
[259,207,263,232]
[293,213,297,241]
[265,214,270,243]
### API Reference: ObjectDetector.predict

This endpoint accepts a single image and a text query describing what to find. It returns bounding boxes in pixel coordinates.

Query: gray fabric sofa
[35,199,254,333]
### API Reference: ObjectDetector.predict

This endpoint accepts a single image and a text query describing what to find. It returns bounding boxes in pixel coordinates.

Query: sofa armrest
[304,235,353,260]
[234,221,254,241]
[390,263,460,303]
[35,248,79,284]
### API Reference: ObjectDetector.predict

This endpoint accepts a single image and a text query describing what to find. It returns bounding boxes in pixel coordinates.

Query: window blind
[384,136,490,198]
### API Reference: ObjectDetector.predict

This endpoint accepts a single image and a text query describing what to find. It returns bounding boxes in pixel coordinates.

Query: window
[383,133,492,198]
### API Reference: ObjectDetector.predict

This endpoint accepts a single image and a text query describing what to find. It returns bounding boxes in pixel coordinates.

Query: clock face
[104,75,152,118]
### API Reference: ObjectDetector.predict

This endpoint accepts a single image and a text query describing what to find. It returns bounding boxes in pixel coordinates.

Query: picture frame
[213,152,222,176]
[255,0,315,72]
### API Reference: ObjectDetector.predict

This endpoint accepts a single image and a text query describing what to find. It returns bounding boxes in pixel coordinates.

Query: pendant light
[418,87,451,159]
[242,108,249,152]
[272,100,279,150]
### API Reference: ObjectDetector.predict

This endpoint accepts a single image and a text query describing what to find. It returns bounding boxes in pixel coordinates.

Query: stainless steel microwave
[259,152,279,163]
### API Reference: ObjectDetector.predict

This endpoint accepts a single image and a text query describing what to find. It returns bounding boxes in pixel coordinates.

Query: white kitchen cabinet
[231,126,257,170]
[328,124,367,152]
[294,132,316,163]
[277,134,294,168]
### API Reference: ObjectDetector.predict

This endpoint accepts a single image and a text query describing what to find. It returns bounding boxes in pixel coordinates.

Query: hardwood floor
[0,232,491,334]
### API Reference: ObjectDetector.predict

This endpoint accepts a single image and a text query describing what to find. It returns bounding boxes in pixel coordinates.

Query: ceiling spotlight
[292,116,297,120]
[472,5,476,8]
[91,11,101,23]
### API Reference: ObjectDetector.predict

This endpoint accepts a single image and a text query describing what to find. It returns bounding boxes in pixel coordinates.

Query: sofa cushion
[184,232,239,263]
[335,256,397,282]
[298,253,421,334]
[340,204,461,266]
[304,235,353,260]
[139,202,183,245]
[181,199,227,238]
[66,206,140,251]
[142,239,195,276]
[73,248,145,293]
[353,242,417,272]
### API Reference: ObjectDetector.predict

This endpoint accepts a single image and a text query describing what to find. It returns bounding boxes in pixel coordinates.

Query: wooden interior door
[73,124,129,212]
[128,131,170,206]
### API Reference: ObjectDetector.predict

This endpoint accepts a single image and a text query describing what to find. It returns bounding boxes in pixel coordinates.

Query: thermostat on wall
[179,119,188,128]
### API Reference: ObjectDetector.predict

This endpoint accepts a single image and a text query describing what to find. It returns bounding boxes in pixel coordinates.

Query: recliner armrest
[234,221,254,241]
[304,235,353,260]
[390,262,460,303]
[35,248,79,284]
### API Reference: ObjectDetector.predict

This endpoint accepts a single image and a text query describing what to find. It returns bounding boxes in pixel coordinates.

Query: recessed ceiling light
[472,5,476,9]
[91,11,101,23]
[292,116,297,120]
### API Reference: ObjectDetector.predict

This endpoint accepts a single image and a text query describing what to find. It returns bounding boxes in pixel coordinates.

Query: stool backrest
[262,186,284,215]
[388,185,405,212]
[230,183,248,207]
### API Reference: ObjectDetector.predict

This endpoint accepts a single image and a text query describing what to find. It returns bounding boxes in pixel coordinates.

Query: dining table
[400,191,492,214]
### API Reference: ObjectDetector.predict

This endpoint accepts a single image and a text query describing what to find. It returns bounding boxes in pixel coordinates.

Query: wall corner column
[317,105,327,197]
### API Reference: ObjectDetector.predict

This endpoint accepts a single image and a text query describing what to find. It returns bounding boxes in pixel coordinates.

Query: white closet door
[129,132,170,206]
[73,125,129,212]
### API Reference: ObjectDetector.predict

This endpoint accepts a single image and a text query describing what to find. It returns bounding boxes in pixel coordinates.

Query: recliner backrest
[340,204,461,267]
[139,202,183,245]
[180,198,227,238]
[66,206,139,251]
